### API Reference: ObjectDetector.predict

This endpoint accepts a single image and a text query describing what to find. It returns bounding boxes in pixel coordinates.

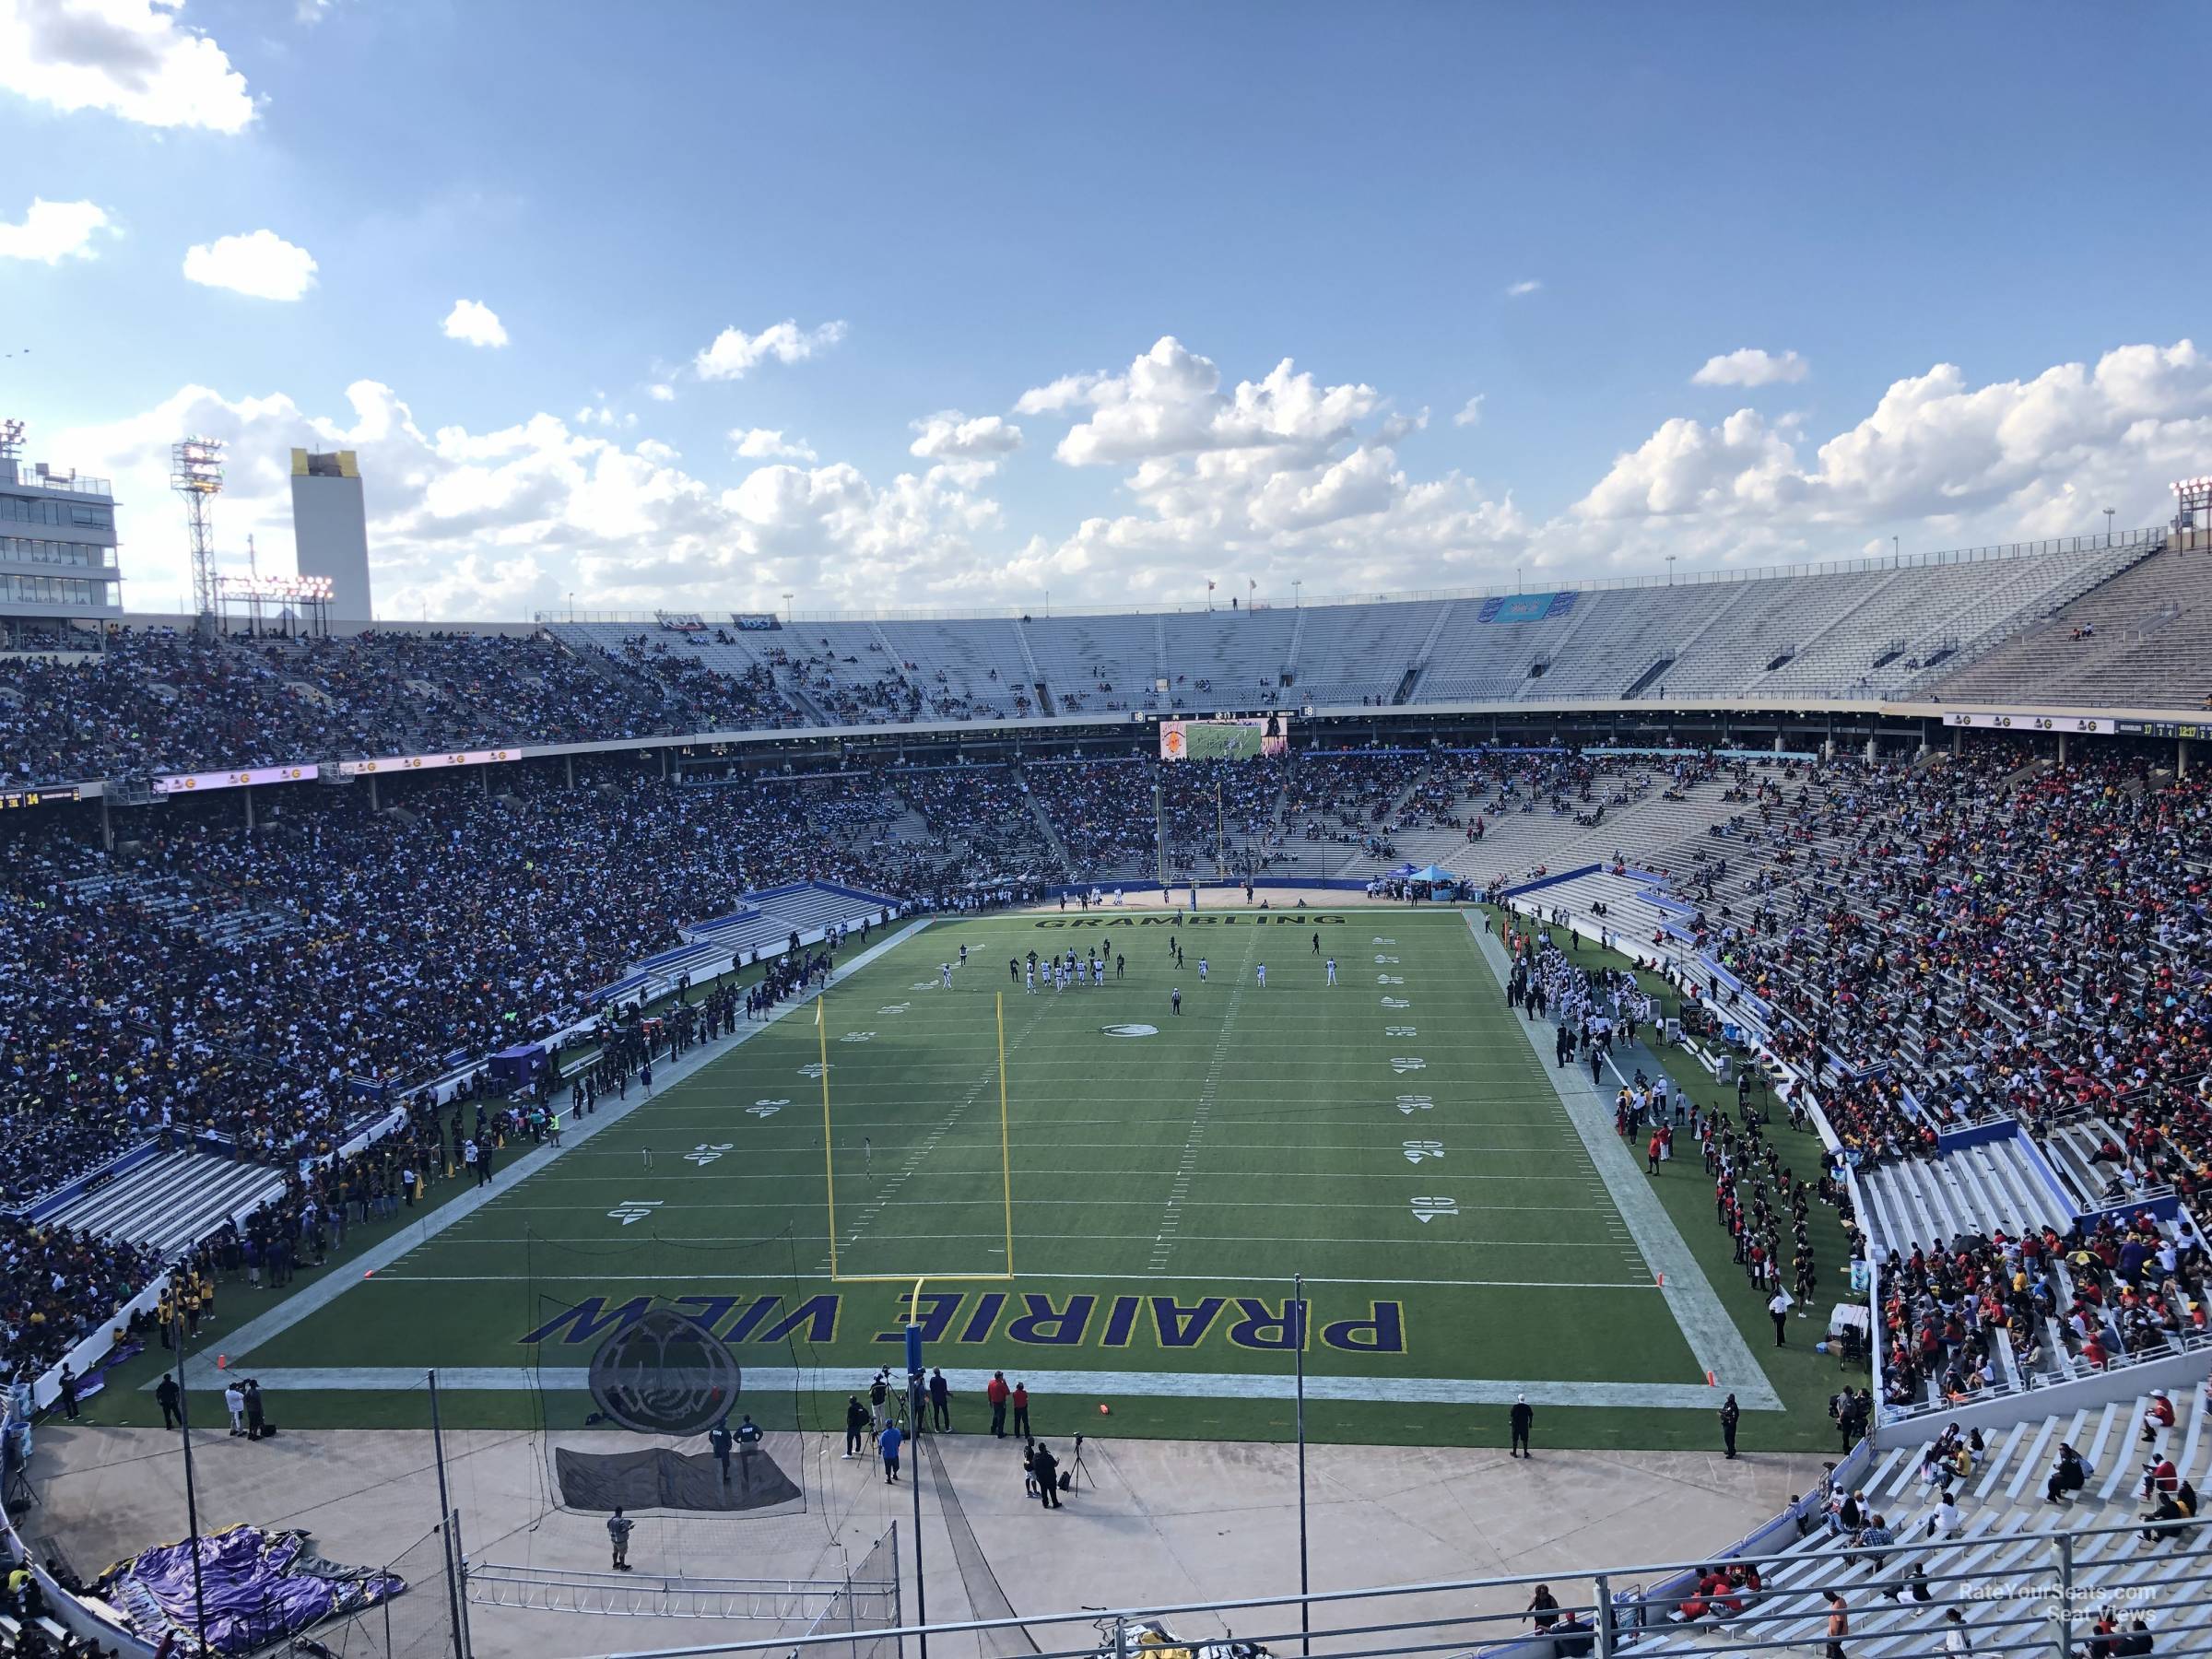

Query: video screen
[1159,714,1290,759]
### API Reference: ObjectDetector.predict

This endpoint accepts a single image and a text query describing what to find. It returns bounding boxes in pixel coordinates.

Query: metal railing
[585,1513,2212,1659]
[1,465,113,498]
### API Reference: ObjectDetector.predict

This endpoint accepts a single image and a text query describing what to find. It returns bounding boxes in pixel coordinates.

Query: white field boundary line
[157,917,937,1390]
[174,1364,1757,1412]
[1465,912,1783,1411]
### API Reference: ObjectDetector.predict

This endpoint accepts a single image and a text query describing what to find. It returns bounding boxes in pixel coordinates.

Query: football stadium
[6,6,2212,1659]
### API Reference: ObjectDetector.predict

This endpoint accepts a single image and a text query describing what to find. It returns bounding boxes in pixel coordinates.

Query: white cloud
[52,336,2207,622]
[182,229,316,300]
[1022,335,1385,469]
[0,0,253,131]
[1453,394,1486,429]
[1013,372,1102,416]
[53,379,1025,620]
[1566,340,2212,564]
[0,195,110,263]
[731,427,817,462]
[647,383,676,403]
[1691,347,1809,388]
[1505,279,1542,298]
[1011,336,1526,599]
[908,410,1022,462]
[692,318,847,382]
[441,299,508,348]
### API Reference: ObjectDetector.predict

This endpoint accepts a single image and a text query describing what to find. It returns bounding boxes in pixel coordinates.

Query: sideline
[164,916,936,1389]
[1466,912,1783,1410]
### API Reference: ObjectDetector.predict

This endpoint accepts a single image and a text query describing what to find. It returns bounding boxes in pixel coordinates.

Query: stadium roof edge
[534,527,2161,626]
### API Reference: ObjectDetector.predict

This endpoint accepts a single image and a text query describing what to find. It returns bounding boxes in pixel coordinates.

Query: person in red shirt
[985,1371,1010,1439]
[2142,1388,2176,1444]
[2141,1454,2179,1500]
[1012,1381,1031,1439]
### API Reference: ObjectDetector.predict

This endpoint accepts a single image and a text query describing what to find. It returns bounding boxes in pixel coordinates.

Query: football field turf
[182,906,1834,1450]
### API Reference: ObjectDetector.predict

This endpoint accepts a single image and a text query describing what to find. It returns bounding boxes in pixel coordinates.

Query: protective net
[790,1524,902,1659]
[517,1227,829,1579]
[278,1518,458,1659]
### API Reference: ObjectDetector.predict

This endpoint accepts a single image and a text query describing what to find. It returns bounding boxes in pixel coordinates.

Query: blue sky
[3,0,2209,619]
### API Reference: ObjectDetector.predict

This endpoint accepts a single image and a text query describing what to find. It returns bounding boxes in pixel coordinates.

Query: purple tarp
[96,1524,406,1654]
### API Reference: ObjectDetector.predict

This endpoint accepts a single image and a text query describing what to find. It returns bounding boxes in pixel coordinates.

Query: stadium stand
[1921,539,2212,708]
[3,532,2199,802]
[1620,1383,2212,1658]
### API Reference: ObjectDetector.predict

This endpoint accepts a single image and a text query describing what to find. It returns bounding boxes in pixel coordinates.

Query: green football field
[132,906,1855,1451]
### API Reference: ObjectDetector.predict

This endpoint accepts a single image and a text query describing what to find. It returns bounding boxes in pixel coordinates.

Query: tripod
[1069,1433,1095,1490]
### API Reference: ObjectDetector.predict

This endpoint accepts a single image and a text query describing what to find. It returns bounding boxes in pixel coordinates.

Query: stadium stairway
[1013,765,1078,878]
[1856,1139,2073,1256]
[1632,1386,2212,1658]
[48,1149,283,1257]
[2035,1121,2136,1211]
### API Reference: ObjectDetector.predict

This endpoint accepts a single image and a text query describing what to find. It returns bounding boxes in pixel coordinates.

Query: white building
[290,448,373,621]
[0,421,123,629]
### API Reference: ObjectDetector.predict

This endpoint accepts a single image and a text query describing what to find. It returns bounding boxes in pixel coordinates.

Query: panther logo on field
[587,1307,742,1437]
[1101,1023,1159,1038]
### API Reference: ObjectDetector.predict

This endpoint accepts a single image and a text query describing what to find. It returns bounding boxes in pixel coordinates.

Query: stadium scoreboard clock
[0,785,79,810]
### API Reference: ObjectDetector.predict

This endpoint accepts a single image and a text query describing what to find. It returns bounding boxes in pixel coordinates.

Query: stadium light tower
[171,435,227,618]
[2177,477,2212,538]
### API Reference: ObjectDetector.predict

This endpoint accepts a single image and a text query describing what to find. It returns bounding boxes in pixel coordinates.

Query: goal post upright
[821,988,1017,1287]
[997,989,1016,1277]
[818,992,838,1279]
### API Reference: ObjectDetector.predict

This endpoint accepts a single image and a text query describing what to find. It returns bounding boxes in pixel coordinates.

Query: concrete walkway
[1465,914,1781,1410]
[29,1425,1833,1659]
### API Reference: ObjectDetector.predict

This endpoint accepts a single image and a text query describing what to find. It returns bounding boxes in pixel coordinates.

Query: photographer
[1030,1441,1061,1510]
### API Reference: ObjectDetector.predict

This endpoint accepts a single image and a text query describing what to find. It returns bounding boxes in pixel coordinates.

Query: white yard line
[366,1269,1661,1290]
